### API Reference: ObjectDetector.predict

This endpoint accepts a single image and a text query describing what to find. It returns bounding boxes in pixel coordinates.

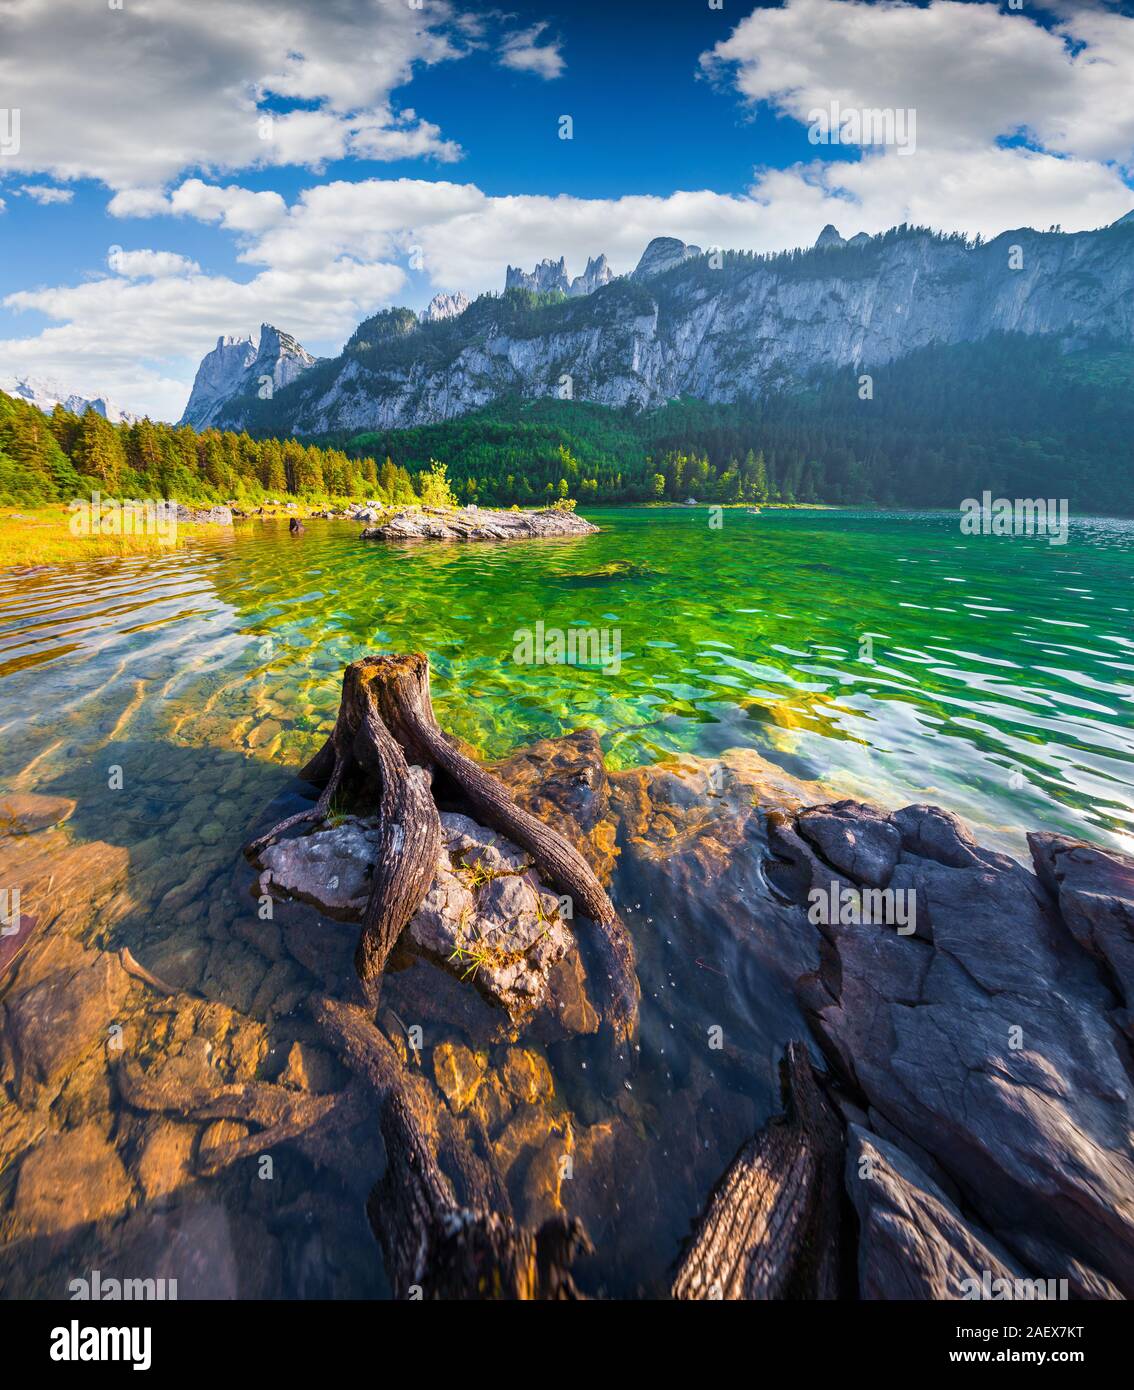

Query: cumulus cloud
[499,23,565,80]
[701,0,1134,163]
[107,249,202,279]
[19,184,74,204]
[186,149,1132,299]
[109,180,289,234]
[0,0,467,187]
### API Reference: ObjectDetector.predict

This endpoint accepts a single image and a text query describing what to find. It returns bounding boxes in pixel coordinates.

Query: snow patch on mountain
[0,374,137,423]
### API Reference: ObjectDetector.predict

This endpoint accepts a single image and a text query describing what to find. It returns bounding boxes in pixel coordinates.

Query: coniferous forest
[2,333,1131,512]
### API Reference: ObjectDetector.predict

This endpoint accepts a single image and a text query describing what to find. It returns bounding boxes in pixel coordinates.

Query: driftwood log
[247,653,639,1038]
[672,1041,844,1300]
[316,996,591,1299]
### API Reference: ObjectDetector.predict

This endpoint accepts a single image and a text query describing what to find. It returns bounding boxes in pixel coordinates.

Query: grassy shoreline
[0,507,231,570]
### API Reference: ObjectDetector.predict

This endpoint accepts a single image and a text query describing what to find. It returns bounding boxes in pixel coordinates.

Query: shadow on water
[0,736,388,1299]
[3,723,818,1299]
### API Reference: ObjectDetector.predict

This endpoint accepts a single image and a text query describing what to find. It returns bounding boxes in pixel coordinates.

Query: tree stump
[316,997,591,1299]
[672,1041,844,1300]
[248,653,639,1037]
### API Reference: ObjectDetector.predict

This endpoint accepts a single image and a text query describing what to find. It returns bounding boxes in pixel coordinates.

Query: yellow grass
[0,507,211,570]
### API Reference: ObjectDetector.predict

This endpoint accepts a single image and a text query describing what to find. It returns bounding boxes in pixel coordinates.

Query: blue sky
[0,0,1132,419]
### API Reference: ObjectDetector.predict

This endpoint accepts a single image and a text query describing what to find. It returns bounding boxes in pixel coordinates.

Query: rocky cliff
[192,217,1134,436]
[505,253,614,298]
[180,322,317,429]
[419,291,470,323]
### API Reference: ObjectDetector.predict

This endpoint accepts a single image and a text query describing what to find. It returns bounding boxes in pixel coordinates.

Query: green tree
[419,458,458,508]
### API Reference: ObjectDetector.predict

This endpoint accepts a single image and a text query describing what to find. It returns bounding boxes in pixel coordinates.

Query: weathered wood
[371,654,636,1036]
[672,1041,844,1300]
[315,996,591,1299]
[246,655,443,991]
[350,704,441,985]
[258,653,639,1038]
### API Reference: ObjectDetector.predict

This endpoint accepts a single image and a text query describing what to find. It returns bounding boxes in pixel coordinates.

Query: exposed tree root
[672,1042,844,1300]
[247,653,639,1037]
[315,995,592,1298]
[114,1053,353,1177]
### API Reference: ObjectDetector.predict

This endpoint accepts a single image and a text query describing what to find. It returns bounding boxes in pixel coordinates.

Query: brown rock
[4,947,133,1104]
[198,1119,250,1168]
[0,791,76,835]
[494,729,619,883]
[14,1124,133,1234]
[432,1041,487,1113]
[136,1120,198,1202]
[501,1048,554,1106]
[281,1041,337,1093]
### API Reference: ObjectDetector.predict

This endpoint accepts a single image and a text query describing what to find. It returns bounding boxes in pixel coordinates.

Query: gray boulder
[1028,832,1134,1027]
[796,802,1134,1296]
[846,1126,1027,1300]
[254,811,574,1025]
[360,507,599,543]
[798,800,902,887]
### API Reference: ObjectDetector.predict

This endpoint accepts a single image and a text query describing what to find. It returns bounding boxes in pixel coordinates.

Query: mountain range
[0,374,137,424]
[182,216,1134,436]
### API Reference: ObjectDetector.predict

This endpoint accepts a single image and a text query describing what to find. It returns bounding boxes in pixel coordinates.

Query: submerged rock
[12,1122,134,1236]
[360,506,599,543]
[559,560,656,585]
[0,791,76,836]
[493,729,618,885]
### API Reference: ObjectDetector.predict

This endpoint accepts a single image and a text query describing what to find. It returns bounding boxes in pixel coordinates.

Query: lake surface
[5,506,1131,848]
[1,506,1132,1297]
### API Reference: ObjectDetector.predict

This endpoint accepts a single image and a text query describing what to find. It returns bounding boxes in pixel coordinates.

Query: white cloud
[499,23,565,80]
[19,184,74,204]
[0,257,405,420]
[202,151,1132,300]
[108,179,291,235]
[4,0,1134,422]
[701,0,1134,164]
[0,0,467,188]
[107,249,202,279]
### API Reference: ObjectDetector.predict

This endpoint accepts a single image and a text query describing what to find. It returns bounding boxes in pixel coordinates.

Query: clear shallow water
[4,507,1130,852]
[1,506,1132,1298]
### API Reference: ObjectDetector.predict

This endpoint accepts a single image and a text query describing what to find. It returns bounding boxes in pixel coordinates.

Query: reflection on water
[0,507,1132,1297]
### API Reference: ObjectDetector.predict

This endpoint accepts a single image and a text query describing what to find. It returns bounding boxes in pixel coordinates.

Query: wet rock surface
[360,506,599,543]
[846,1125,1028,1301]
[4,722,1134,1300]
[773,797,1134,1299]
[1028,832,1134,1032]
